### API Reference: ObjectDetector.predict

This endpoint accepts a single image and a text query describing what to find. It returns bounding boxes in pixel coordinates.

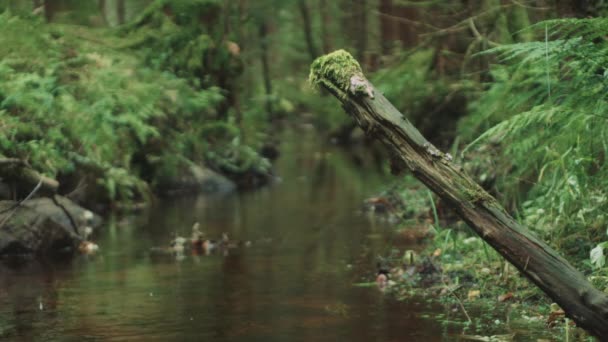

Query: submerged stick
[309,50,608,338]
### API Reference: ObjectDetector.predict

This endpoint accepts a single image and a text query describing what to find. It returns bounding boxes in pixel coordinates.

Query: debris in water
[376,272,388,289]
[78,241,99,255]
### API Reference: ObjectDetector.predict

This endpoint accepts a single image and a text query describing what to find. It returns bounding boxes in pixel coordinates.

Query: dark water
[0,131,546,341]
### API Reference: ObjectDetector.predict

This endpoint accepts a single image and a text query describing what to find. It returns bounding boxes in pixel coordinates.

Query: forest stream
[1,1,607,339]
[0,130,553,341]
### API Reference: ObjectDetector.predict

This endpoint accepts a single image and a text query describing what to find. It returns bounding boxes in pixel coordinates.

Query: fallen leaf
[497,292,514,302]
[432,248,442,257]
[468,290,481,301]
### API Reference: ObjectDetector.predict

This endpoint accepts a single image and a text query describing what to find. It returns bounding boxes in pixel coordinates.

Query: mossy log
[310,50,608,339]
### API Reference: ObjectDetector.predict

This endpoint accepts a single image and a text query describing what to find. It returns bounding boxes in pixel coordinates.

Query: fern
[461,17,608,264]
[0,12,237,203]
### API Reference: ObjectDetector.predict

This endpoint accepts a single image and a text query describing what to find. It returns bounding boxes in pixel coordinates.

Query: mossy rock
[154,163,236,197]
[0,196,101,257]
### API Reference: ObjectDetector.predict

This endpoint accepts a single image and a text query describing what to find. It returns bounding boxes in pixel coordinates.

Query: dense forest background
[1,0,607,282]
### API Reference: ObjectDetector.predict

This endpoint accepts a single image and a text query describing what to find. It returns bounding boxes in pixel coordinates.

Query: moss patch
[309,49,363,99]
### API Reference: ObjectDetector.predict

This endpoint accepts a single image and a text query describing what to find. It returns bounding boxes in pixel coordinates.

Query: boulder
[0,196,101,256]
[156,164,236,196]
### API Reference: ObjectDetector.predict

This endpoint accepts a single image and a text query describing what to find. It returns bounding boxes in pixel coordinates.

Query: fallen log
[0,157,59,195]
[309,50,608,338]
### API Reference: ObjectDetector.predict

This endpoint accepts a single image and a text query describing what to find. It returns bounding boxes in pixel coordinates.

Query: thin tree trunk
[309,51,608,339]
[43,0,53,22]
[98,0,108,25]
[353,0,367,62]
[258,22,273,118]
[378,0,394,54]
[395,4,417,47]
[117,0,125,25]
[298,0,318,60]
[319,0,332,54]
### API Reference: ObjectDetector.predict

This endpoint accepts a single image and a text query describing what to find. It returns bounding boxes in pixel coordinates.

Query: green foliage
[120,0,240,88]
[461,18,608,265]
[373,50,451,117]
[0,12,247,203]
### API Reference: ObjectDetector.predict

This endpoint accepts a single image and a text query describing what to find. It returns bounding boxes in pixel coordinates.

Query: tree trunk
[353,0,367,62]
[43,0,54,22]
[98,0,108,25]
[298,0,318,60]
[117,0,125,25]
[378,0,394,54]
[394,3,417,47]
[318,0,332,54]
[309,51,608,339]
[258,22,273,118]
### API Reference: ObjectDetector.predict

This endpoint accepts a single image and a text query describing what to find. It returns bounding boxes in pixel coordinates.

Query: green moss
[309,49,363,99]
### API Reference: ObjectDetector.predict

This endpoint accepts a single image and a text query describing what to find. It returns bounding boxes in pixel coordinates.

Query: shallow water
[0,131,549,341]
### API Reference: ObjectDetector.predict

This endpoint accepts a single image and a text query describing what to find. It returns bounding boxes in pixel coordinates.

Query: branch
[309,50,608,339]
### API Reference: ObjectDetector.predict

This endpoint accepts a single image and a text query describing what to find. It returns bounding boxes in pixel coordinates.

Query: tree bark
[258,22,273,118]
[310,51,608,339]
[298,0,318,61]
[353,0,367,62]
[318,0,332,54]
[117,0,125,25]
[98,0,108,25]
[378,0,394,54]
[394,3,417,47]
[43,0,54,22]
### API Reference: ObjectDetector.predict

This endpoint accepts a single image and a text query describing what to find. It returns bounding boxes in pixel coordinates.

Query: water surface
[0,131,543,341]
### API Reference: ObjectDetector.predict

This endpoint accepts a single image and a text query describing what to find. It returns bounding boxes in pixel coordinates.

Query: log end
[309,50,369,100]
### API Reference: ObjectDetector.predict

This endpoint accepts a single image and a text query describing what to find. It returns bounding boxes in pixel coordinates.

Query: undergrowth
[0,9,270,205]
[460,18,608,275]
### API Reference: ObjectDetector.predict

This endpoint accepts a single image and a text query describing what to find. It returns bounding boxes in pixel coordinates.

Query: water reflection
[1,130,454,341]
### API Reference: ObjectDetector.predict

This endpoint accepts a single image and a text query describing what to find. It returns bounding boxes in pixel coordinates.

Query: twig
[50,195,81,237]
[443,277,473,323]
[0,177,44,231]
[438,242,472,323]
[468,18,500,47]
[0,177,43,215]
[511,0,550,10]
[373,10,440,31]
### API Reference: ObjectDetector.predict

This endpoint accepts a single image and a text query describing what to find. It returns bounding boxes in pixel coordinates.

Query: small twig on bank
[443,277,473,323]
[0,178,44,231]
[0,177,43,215]
[51,195,81,237]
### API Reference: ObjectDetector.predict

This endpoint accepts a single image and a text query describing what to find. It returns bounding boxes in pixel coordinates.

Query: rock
[0,179,11,199]
[156,164,236,196]
[0,196,101,257]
